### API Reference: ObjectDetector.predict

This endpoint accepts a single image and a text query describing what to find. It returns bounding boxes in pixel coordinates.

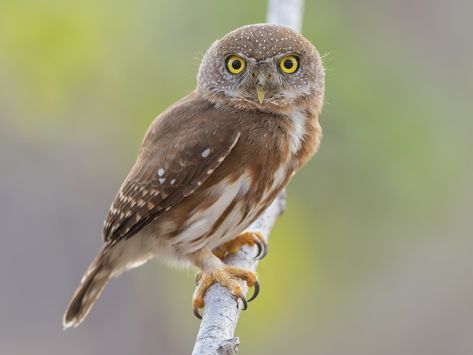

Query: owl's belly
[165,163,291,256]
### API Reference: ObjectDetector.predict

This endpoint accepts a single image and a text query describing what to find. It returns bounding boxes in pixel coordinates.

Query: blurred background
[1,0,472,354]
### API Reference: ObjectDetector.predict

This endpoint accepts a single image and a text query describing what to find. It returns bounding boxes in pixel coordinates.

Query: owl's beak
[256,85,266,104]
[254,67,271,104]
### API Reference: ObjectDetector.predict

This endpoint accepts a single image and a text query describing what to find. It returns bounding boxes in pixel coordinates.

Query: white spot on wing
[159,177,166,184]
[158,168,165,177]
[201,148,210,158]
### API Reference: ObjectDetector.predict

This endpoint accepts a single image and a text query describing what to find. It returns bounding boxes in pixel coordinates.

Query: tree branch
[191,1,304,353]
[267,0,304,32]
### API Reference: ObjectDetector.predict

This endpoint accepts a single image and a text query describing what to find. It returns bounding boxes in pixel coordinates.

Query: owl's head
[197,24,324,113]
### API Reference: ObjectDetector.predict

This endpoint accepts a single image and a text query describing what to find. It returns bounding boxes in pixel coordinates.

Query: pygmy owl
[63,23,325,327]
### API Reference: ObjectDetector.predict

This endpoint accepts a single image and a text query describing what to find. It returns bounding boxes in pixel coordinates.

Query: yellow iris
[279,55,299,74]
[226,55,246,74]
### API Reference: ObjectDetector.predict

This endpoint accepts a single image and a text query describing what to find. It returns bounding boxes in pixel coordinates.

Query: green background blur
[1,0,472,354]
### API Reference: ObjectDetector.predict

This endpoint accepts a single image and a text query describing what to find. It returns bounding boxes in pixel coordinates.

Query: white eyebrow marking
[201,148,210,158]
[158,168,165,176]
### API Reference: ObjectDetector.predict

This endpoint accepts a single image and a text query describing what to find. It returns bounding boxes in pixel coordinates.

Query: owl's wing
[102,94,241,244]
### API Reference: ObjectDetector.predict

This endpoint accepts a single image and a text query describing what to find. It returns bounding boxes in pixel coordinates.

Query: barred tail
[63,251,113,329]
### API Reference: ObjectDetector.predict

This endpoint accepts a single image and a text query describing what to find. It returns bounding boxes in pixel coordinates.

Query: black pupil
[232,60,241,70]
[284,59,294,69]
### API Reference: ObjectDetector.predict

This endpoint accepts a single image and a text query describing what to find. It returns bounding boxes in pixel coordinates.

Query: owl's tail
[63,248,113,329]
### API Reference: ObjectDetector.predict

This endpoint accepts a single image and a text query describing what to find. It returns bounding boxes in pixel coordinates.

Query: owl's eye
[279,55,299,74]
[226,55,246,74]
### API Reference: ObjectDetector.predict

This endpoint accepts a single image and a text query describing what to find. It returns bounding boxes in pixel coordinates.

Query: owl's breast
[231,105,320,223]
[238,105,320,167]
[152,104,320,256]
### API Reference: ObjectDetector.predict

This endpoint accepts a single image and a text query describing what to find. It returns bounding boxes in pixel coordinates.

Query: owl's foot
[193,265,259,319]
[213,231,268,260]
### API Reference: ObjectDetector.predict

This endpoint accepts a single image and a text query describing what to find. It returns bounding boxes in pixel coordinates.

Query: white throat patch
[286,108,307,155]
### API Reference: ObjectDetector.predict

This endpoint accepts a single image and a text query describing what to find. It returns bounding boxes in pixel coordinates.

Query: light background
[0,0,472,354]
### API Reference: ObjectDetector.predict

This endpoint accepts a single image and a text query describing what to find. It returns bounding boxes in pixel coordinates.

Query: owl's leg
[213,231,268,260]
[189,248,259,319]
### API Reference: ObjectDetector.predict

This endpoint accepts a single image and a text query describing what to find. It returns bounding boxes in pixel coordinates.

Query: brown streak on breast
[194,197,240,244]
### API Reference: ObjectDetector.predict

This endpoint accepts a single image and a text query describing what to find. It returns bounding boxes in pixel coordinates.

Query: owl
[63,23,325,327]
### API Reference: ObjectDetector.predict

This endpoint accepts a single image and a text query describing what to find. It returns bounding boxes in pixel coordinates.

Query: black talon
[254,240,268,260]
[193,308,203,320]
[254,239,263,259]
[238,295,248,310]
[247,279,260,302]
[259,243,268,259]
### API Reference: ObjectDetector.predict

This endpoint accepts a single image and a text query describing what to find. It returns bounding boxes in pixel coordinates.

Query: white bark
[192,1,304,354]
